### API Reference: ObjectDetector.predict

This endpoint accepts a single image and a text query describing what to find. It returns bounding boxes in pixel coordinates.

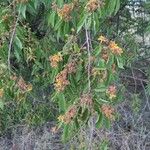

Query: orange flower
[26,83,33,92]
[49,53,62,68]
[10,75,17,81]
[92,68,107,82]
[99,70,107,82]
[17,77,33,92]
[54,69,70,92]
[80,94,93,106]
[65,61,76,74]
[64,106,77,124]
[66,107,76,118]
[92,68,100,77]
[98,35,109,44]
[17,77,28,92]
[58,115,65,122]
[86,0,102,12]
[54,61,77,92]
[101,104,115,120]
[101,49,109,62]
[58,106,77,124]
[2,14,10,22]
[0,89,4,98]
[108,41,123,55]
[57,3,74,21]
[106,85,117,99]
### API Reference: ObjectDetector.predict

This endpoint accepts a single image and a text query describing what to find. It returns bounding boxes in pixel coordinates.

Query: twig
[8,15,19,72]
[141,81,150,111]
[131,68,137,92]
[85,22,91,93]
[120,74,149,83]
[85,21,94,150]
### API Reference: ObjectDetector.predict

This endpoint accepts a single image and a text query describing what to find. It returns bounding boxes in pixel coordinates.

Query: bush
[0,0,139,143]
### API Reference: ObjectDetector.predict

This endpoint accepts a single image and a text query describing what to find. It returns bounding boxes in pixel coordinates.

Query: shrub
[0,0,136,142]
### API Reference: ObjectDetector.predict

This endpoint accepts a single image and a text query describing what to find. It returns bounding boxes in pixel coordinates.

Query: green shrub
[0,0,137,142]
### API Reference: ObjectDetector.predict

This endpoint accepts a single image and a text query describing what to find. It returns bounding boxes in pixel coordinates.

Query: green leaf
[94,87,106,92]
[94,45,102,56]
[114,0,120,15]
[74,43,80,53]
[81,108,89,122]
[107,55,114,67]
[14,49,21,62]
[76,63,82,82]
[96,98,109,104]
[74,117,79,129]
[57,0,63,7]
[15,36,23,50]
[57,93,67,112]
[86,16,92,29]
[93,12,100,34]
[104,118,111,129]
[54,19,63,31]
[107,0,117,16]
[96,112,103,128]
[62,124,69,142]
[63,22,69,35]
[35,61,44,69]
[34,0,39,9]
[48,12,56,27]
[116,56,124,69]
[26,4,36,15]
[77,14,87,33]
[98,59,106,70]
[0,101,4,110]
[19,4,27,18]
[50,68,58,83]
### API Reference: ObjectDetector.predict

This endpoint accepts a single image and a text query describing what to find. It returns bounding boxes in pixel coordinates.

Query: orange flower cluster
[98,35,109,44]
[16,77,32,92]
[106,85,117,99]
[101,104,115,120]
[57,3,74,21]
[80,94,93,106]
[10,75,17,81]
[58,106,77,124]
[65,61,76,74]
[108,41,123,55]
[92,68,107,82]
[49,53,63,68]
[101,49,109,62]
[54,61,76,92]
[92,68,99,77]
[98,35,123,56]
[54,69,70,92]
[0,89,4,98]
[2,14,11,22]
[86,0,102,12]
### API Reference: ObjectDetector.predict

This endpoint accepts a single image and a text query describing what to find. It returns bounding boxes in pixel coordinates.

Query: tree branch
[8,15,19,72]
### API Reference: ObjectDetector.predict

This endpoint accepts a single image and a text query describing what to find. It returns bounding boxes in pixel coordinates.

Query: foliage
[0,0,148,145]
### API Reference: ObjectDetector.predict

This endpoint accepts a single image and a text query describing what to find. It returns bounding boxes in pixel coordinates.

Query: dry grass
[0,87,149,150]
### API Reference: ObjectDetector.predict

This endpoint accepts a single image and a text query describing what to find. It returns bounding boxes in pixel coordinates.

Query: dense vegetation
[0,0,150,149]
